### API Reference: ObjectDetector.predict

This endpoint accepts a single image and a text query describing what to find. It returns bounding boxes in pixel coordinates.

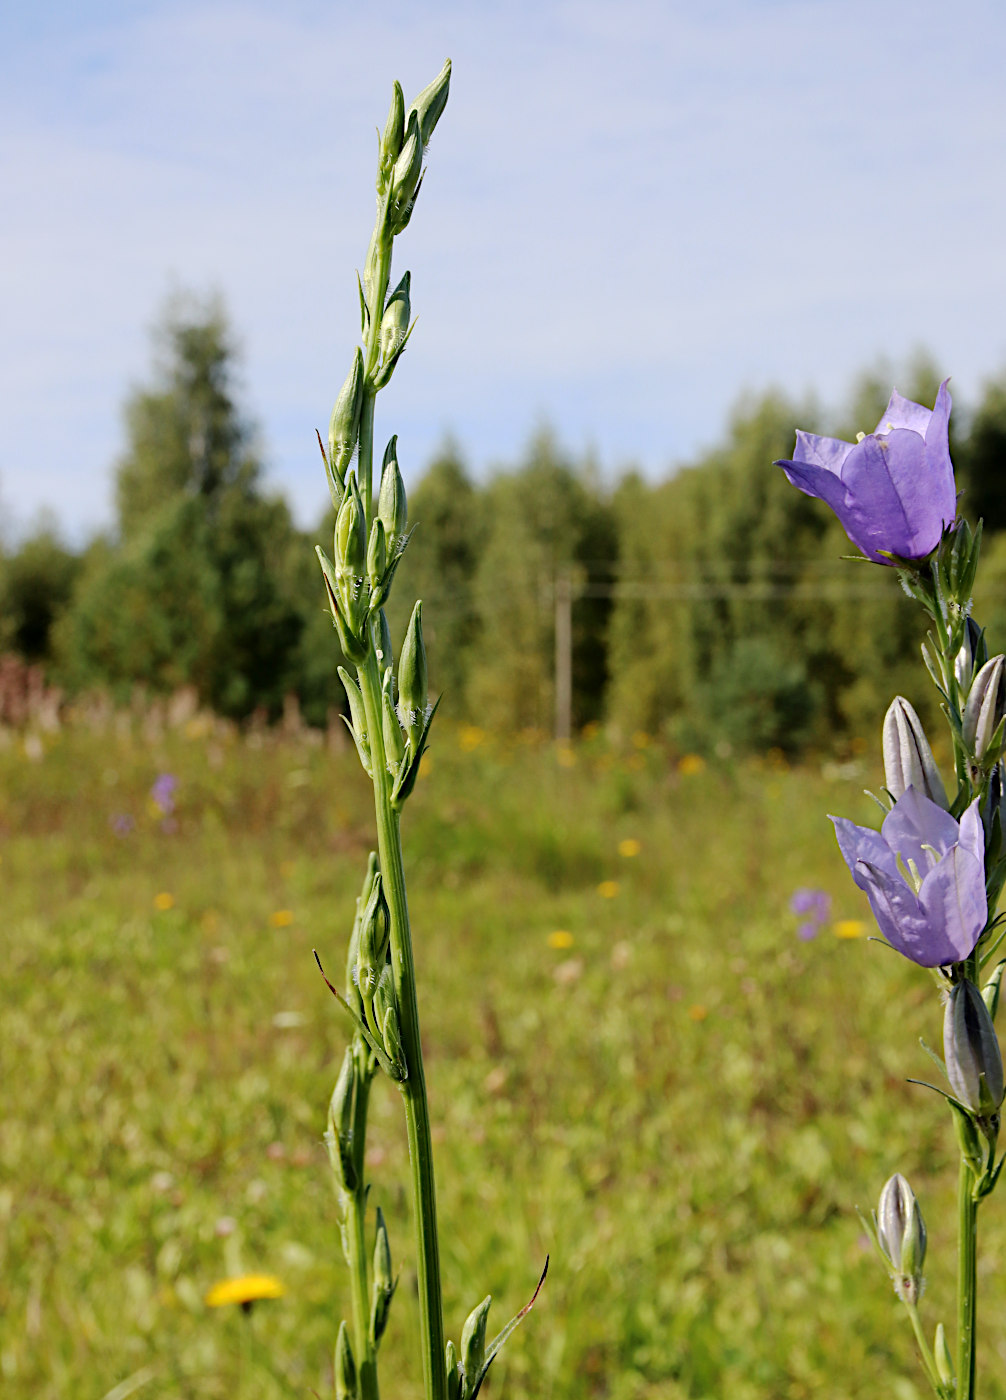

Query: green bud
[934,1323,955,1389]
[382,681,406,771]
[375,608,394,668]
[407,58,451,148]
[382,1005,407,1079]
[460,1295,492,1386]
[335,1319,358,1400]
[370,1206,396,1345]
[390,110,423,226]
[945,978,1005,1118]
[338,666,370,766]
[328,348,364,481]
[378,437,408,549]
[983,961,1006,1021]
[882,696,948,808]
[875,1172,926,1304]
[445,1341,463,1400]
[356,871,388,997]
[372,962,394,1034]
[380,271,411,366]
[335,474,368,577]
[325,1048,358,1192]
[368,517,387,589]
[397,601,428,748]
[963,654,1006,762]
[379,80,405,184]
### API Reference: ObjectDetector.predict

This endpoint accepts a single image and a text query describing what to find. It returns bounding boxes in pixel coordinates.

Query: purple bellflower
[776,381,956,563]
[832,786,986,967]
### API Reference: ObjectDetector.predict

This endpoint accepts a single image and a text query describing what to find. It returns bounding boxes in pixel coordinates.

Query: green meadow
[4,715,1006,1399]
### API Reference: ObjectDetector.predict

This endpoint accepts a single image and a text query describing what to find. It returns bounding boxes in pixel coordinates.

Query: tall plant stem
[358,643,447,1400]
[957,1159,978,1400]
[346,1056,379,1400]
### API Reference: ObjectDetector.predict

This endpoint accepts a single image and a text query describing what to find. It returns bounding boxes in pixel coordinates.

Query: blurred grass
[2,718,1006,1399]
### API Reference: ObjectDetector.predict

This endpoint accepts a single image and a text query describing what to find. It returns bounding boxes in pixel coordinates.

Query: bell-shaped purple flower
[831,786,986,966]
[776,381,956,563]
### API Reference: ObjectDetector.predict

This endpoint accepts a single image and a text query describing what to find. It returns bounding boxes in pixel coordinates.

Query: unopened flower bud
[445,1340,463,1400]
[329,348,364,481]
[963,655,1006,762]
[390,110,423,223]
[368,518,387,589]
[379,80,405,182]
[325,1048,358,1192]
[382,1005,406,1079]
[370,1206,396,1345]
[378,437,408,550]
[356,872,388,996]
[882,696,948,808]
[335,1319,358,1400]
[934,1323,955,1389]
[876,1173,926,1303]
[379,271,411,365]
[983,961,1006,1021]
[460,1295,492,1386]
[397,601,428,749]
[382,683,406,771]
[375,608,394,668]
[956,617,986,693]
[407,58,451,148]
[338,666,371,777]
[335,475,367,576]
[945,978,1004,1117]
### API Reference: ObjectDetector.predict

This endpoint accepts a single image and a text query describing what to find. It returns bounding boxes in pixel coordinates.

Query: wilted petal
[918,846,987,964]
[881,786,960,872]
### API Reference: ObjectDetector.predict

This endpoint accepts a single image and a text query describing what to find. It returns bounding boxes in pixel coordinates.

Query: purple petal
[832,815,899,885]
[837,437,918,559]
[853,858,944,962]
[881,787,961,871]
[793,430,856,472]
[918,845,987,964]
[776,457,853,513]
[797,921,819,941]
[874,389,932,437]
[957,798,986,868]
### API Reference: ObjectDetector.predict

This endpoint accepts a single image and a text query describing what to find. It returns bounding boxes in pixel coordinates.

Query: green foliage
[6,723,1006,1398]
[0,521,80,662]
[956,373,1006,532]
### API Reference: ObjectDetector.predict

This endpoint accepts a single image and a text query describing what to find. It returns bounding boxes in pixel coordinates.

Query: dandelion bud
[445,1340,463,1400]
[325,1049,358,1192]
[379,80,405,183]
[935,1323,955,1389]
[460,1295,492,1386]
[335,1319,358,1400]
[397,601,428,749]
[390,110,423,223]
[369,1206,396,1345]
[945,978,1004,1117]
[882,696,948,808]
[329,348,365,481]
[378,437,408,550]
[367,518,387,589]
[876,1173,926,1303]
[407,58,451,148]
[379,271,411,365]
[962,655,1006,761]
[335,475,367,576]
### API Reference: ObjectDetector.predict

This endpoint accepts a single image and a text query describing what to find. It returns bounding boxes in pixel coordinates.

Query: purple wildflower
[832,786,987,967]
[151,772,178,815]
[775,381,956,563]
[797,921,820,942]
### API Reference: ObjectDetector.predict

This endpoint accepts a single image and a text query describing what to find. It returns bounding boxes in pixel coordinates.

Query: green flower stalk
[314,61,544,1400]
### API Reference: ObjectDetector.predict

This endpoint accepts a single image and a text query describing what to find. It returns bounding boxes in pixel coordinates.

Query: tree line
[4,299,1006,752]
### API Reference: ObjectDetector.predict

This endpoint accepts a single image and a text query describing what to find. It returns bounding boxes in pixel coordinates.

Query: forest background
[5,299,1006,755]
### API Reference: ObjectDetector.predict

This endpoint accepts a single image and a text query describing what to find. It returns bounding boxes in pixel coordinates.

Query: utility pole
[554,569,572,742]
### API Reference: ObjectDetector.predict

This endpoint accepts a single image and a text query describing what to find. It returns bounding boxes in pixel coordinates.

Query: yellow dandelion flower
[205,1274,285,1308]
[834,919,866,940]
[618,838,641,859]
[597,880,620,899]
[688,1004,709,1021]
[270,909,294,928]
[153,892,175,912]
[677,753,705,776]
[548,930,575,949]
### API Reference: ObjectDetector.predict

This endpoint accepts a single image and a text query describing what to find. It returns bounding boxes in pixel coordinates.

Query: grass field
[3,712,1006,1399]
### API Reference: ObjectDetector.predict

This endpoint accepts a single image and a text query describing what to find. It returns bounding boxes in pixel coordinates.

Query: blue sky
[3,0,1006,539]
